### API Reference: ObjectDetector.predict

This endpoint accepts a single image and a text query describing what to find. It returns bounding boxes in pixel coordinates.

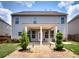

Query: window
[15,17,19,24]
[33,20,37,24]
[32,31,36,38]
[61,17,65,24]
[27,31,31,38]
[27,31,31,41]
[27,31,30,35]
[33,17,37,24]
[45,30,48,38]
[50,31,54,38]
[18,32,22,36]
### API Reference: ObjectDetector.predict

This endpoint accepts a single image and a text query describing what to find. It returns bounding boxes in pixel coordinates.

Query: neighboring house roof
[0,17,11,26]
[11,11,68,16]
[68,14,79,23]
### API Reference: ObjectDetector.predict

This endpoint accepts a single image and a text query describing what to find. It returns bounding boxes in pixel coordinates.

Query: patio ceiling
[24,24,56,30]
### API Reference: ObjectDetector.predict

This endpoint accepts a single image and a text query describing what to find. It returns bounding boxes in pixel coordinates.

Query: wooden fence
[0,36,11,43]
[68,34,79,42]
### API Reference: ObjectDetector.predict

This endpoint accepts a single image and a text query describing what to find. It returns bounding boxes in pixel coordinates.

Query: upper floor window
[61,17,65,24]
[15,17,19,24]
[33,17,37,24]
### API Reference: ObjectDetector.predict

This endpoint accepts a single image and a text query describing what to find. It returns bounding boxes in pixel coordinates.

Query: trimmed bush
[19,31,30,50]
[55,31,64,50]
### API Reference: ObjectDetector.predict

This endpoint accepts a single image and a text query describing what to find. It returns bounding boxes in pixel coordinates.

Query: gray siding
[0,20,11,36]
[12,15,67,40]
[68,17,79,34]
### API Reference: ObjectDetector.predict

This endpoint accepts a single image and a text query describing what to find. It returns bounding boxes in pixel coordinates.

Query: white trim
[25,26,27,33]
[54,26,57,41]
[40,26,43,46]
[48,30,50,42]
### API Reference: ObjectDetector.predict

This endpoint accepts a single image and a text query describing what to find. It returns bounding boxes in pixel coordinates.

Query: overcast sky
[0,1,79,25]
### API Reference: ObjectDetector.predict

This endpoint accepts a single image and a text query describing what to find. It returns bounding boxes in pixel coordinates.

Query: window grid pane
[15,17,19,24]
[15,21,19,24]
[32,31,35,39]
[50,31,54,38]
[18,32,21,36]
[45,30,48,38]
[61,17,65,24]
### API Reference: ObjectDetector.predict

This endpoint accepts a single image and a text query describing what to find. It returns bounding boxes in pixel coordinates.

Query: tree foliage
[55,31,64,50]
[19,31,29,50]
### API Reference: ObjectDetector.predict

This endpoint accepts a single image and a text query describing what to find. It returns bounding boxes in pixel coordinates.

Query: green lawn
[0,43,19,58]
[64,41,79,55]
[69,41,79,45]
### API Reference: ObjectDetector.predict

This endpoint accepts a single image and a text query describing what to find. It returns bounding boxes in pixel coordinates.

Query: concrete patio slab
[63,42,72,44]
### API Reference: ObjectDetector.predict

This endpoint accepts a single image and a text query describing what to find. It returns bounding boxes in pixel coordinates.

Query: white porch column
[54,26,57,41]
[25,26,27,34]
[48,30,50,42]
[40,26,43,46]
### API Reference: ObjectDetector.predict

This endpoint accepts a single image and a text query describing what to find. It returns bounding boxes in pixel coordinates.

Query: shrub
[19,31,30,50]
[55,31,64,50]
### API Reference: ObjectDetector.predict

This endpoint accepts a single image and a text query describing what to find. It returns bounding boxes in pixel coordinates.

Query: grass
[0,43,19,58]
[64,41,79,55]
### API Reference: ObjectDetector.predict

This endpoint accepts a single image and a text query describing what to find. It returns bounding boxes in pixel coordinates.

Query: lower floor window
[45,30,48,38]
[32,34,35,38]
[45,34,48,38]
[45,30,54,38]
[18,32,22,36]
[32,31,36,39]
[50,30,54,38]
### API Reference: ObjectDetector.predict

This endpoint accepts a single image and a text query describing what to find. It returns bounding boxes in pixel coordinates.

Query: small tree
[55,31,64,50]
[19,31,29,50]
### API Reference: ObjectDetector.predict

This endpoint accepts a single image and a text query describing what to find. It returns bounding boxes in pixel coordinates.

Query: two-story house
[11,11,68,44]
[68,14,79,35]
[0,17,11,36]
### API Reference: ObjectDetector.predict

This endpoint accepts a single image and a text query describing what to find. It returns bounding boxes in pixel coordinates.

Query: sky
[0,1,79,25]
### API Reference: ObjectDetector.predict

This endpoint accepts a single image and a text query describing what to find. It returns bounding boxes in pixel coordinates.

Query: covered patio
[24,24,58,45]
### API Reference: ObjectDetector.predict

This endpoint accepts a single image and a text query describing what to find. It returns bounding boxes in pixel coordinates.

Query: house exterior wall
[0,19,11,36]
[12,15,67,40]
[68,17,79,35]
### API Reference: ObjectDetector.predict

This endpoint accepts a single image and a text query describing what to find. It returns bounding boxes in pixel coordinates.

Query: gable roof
[0,17,11,26]
[68,14,79,23]
[11,11,68,16]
